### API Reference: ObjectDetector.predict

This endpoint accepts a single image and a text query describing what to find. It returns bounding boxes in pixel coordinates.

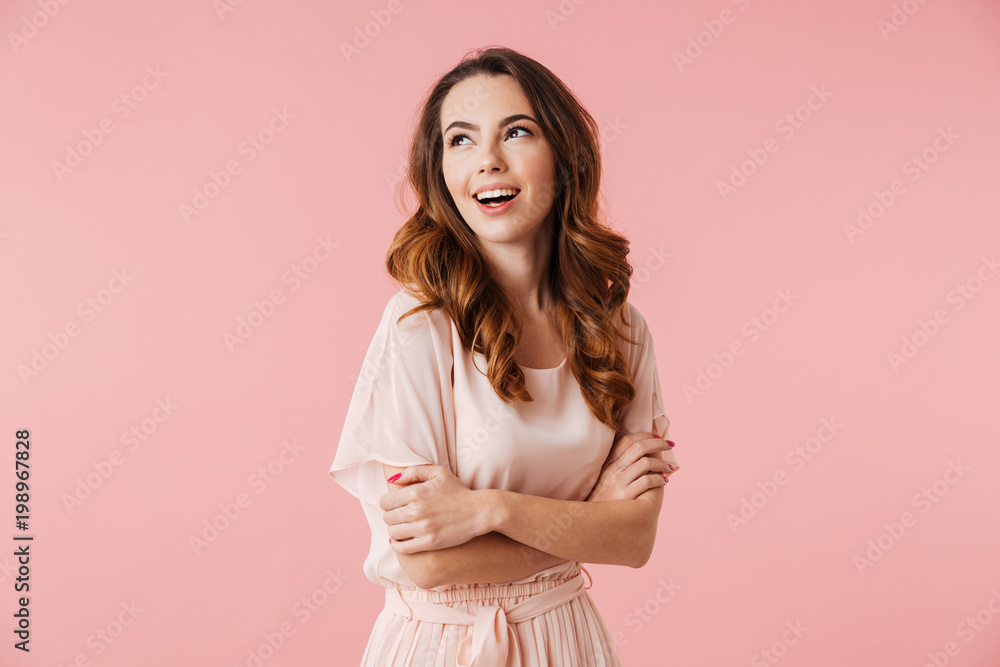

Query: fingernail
[388,538,392,544]
[652,434,661,438]
[662,475,670,482]
[387,473,401,483]
[667,464,676,471]
[665,440,675,449]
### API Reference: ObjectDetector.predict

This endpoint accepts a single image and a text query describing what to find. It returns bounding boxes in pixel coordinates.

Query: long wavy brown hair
[385,45,641,433]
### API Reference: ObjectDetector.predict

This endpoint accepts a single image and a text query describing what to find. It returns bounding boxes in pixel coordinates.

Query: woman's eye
[447,126,532,147]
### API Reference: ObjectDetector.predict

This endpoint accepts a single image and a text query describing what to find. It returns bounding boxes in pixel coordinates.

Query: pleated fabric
[359,572,622,667]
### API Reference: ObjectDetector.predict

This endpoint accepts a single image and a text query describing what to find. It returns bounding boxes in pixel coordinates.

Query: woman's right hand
[585,431,674,502]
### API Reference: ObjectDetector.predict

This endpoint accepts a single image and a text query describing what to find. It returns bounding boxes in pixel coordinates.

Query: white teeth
[475,188,519,201]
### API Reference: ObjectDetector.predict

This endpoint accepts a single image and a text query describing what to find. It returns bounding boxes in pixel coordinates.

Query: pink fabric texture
[367,571,619,666]
[329,287,674,664]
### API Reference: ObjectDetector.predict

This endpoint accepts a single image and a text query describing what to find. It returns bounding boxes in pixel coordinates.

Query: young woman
[330,46,680,666]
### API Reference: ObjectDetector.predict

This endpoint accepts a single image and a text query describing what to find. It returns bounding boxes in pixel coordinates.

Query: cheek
[521,151,557,188]
[441,162,468,200]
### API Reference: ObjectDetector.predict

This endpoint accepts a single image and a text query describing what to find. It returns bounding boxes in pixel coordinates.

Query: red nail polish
[388,538,392,544]
[387,473,401,483]
[652,434,661,438]
[665,440,675,448]
[662,475,670,482]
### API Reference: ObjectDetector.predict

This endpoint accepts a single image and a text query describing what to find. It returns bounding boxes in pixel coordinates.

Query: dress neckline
[519,356,568,373]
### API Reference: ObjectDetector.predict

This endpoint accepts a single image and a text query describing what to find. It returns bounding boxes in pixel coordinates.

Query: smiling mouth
[474,189,520,207]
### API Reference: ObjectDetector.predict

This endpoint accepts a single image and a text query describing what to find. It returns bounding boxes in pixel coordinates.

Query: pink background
[2,0,1000,665]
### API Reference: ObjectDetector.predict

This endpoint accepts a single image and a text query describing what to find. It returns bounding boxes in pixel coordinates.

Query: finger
[604,431,653,469]
[390,534,430,555]
[378,488,413,512]
[637,435,671,457]
[620,454,662,482]
[604,434,637,464]
[386,522,421,542]
[622,455,670,483]
[391,464,437,486]
[659,448,680,471]
[617,437,669,472]
[381,506,411,527]
[627,472,666,499]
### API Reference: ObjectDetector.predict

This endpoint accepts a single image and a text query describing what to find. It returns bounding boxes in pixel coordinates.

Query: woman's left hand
[379,465,493,554]
[586,431,673,502]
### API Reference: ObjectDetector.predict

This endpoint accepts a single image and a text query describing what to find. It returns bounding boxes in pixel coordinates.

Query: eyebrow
[443,114,538,135]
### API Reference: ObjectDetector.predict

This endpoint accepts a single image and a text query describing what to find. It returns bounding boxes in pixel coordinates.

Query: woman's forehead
[440,75,531,125]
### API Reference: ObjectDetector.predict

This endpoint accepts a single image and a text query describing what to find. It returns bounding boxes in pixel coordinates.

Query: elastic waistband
[393,576,572,605]
[383,573,588,667]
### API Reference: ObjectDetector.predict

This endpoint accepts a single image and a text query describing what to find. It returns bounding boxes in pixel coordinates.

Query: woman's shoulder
[620,300,647,324]
[387,285,451,324]
[376,285,455,355]
[616,300,651,343]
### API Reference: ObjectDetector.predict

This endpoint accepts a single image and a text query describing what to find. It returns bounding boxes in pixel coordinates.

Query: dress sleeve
[329,290,456,507]
[616,304,678,468]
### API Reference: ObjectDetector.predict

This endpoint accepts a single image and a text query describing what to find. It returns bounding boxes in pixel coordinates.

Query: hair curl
[385,45,641,433]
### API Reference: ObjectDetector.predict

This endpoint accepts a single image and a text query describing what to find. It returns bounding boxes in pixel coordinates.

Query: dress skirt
[359,572,622,666]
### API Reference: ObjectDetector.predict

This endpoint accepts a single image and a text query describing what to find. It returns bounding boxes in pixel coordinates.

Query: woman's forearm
[397,531,568,589]
[483,487,663,568]
[380,462,663,588]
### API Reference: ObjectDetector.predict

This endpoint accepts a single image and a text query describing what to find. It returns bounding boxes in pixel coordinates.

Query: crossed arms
[378,428,678,589]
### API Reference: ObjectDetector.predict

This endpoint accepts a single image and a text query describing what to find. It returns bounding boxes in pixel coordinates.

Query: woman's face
[439,74,558,247]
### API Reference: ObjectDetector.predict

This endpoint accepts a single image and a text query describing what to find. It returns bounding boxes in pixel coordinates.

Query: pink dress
[329,287,673,666]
